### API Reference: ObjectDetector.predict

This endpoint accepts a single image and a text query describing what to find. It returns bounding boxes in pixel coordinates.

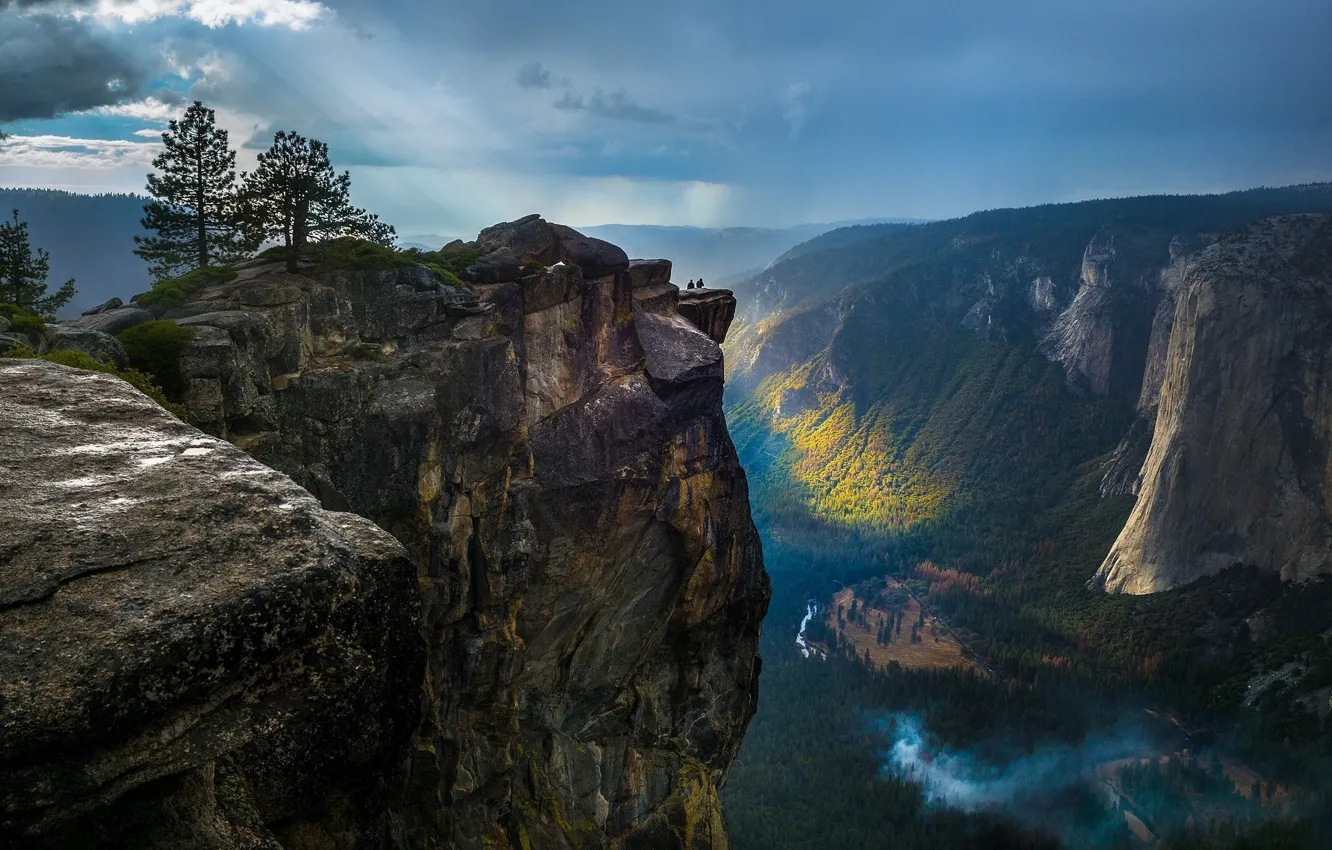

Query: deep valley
[720,187,1332,850]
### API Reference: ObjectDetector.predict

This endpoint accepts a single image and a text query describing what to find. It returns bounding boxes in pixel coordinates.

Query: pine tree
[0,209,75,316]
[134,101,254,280]
[241,130,395,273]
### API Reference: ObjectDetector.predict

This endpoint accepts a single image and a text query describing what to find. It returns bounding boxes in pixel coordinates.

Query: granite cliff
[0,217,768,848]
[1094,214,1332,593]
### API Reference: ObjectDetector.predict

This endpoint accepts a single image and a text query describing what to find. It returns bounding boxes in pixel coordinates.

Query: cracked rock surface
[0,359,424,849]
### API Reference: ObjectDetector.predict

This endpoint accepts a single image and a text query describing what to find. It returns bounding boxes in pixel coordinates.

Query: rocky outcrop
[1040,227,1165,399]
[0,318,129,366]
[0,359,423,848]
[120,218,767,847]
[1094,215,1332,593]
[70,306,153,335]
[677,289,737,346]
[43,323,130,367]
[82,296,125,315]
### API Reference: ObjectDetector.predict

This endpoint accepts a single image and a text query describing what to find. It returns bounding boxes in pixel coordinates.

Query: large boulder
[43,324,129,368]
[552,224,631,278]
[627,258,672,290]
[0,333,26,355]
[635,308,725,387]
[0,359,424,848]
[474,214,561,266]
[463,247,522,284]
[81,296,124,316]
[677,288,738,345]
[70,306,154,335]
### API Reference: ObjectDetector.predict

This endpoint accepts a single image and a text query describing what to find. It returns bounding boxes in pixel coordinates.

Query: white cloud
[781,82,813,140]
[88,0,328,30]
[133,128,164,137]
[353,166,735,233]
[90,97,182,122]
[0,134,161,170]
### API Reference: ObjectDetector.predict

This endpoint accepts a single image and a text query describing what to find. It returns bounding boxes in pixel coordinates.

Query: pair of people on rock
[685,278,706,290]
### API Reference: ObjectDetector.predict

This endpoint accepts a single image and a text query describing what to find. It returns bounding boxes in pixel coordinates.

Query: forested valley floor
[722,531,1332,850]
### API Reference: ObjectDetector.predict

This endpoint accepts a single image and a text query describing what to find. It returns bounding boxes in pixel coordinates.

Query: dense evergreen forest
[722,546,1332,850]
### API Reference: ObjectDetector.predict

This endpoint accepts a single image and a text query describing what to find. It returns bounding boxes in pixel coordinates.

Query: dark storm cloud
[0,0,88,8]
[516,62,553,89]
[243,0,1332,224]
[553,91,676,125]
[0,13,151,122]
[11,0,1332,225]
[150,88,188,106]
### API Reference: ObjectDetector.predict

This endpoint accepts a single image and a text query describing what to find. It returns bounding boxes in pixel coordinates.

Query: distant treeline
[0,190,151,316]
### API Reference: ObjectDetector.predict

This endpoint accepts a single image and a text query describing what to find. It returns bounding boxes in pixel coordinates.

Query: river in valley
[794,602,817,657]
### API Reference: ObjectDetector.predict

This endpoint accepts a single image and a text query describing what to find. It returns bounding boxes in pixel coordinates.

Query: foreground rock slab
[0,360,423,849]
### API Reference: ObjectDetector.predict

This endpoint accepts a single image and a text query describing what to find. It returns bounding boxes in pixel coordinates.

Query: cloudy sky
[2,0,1329,236]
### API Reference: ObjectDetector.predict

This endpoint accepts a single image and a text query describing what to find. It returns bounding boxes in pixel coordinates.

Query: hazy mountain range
[1,188,921,317]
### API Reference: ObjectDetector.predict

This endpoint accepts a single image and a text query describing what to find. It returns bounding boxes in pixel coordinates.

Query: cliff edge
[137,215,767,848]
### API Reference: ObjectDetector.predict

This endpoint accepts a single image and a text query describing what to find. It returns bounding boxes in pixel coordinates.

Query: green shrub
[419,246,482,278]
[419,263,466,288]
[415,246,483,288]
[312,237,420,271]
[116,320,196,401]
[261,238,418,273]
[259,238,479,284]
[134,266,237,312]
[0,302,47,333]
[1,345,187,419]
[520,261,546,276]
[255,244,289,262]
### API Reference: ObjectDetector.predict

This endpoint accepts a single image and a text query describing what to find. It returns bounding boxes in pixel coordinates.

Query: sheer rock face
[1040,226,1165,399]
[1099,234,1216,498]
[0,359,423,849]
[166,218,768,848]
[1094,215,1332,593]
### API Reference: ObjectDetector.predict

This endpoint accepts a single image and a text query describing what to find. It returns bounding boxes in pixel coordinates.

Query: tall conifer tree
[0,209,76,316]
[241,131,395,273]
[135,101,253,280]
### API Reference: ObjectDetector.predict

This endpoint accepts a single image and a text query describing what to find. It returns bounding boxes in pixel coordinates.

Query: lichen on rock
[0,359,424,848]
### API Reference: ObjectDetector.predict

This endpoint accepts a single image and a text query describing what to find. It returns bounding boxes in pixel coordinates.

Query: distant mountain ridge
[0,187,920,317]
[727,183,1332,555]
[0,189,151,317]
[579,219,924,285]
